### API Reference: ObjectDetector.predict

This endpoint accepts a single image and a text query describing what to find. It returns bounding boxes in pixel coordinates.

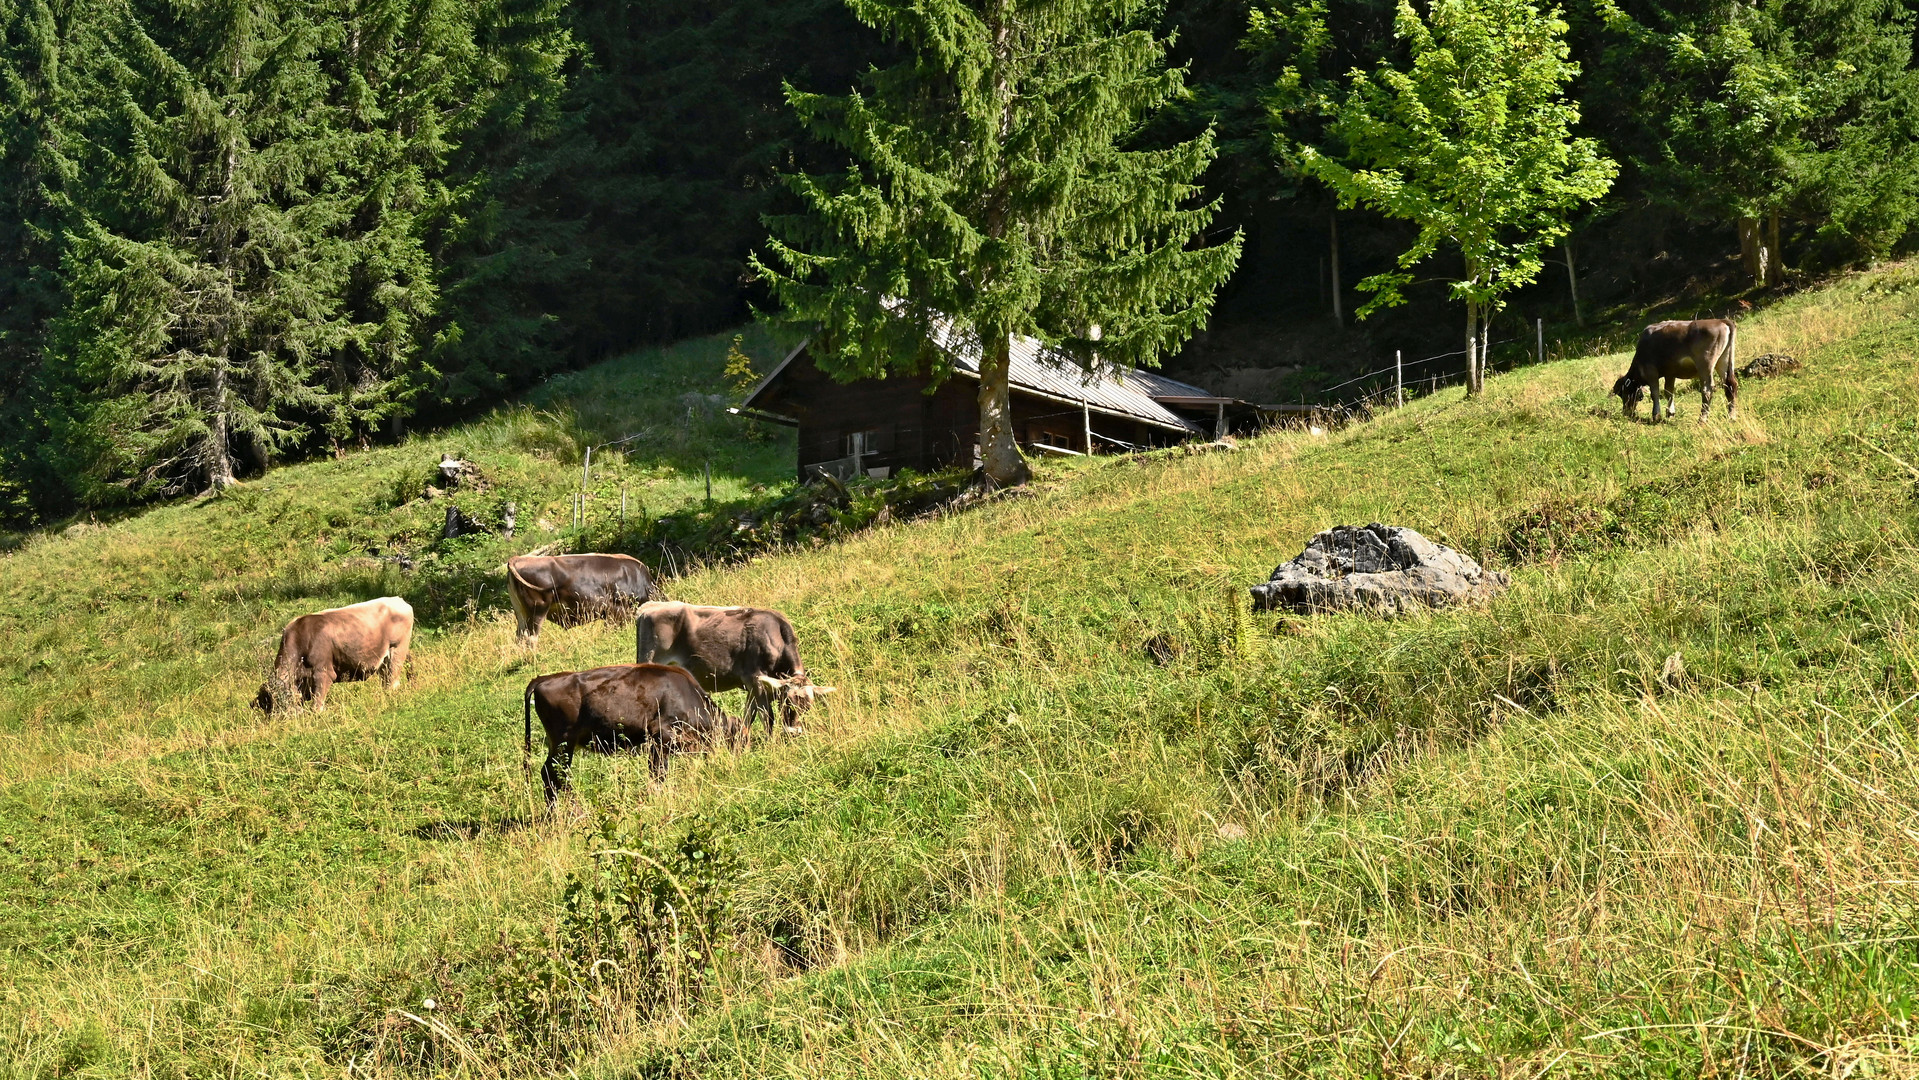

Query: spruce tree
[755,0,1242,487]
[0,0,74,519]
[41,0,465,498]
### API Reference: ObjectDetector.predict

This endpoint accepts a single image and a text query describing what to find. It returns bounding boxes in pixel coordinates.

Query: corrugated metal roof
[926,319,1204,433]
[742,318,1222,434]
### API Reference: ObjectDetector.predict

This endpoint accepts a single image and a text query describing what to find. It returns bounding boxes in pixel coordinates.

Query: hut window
[1032,428,1073,450]
[847,429,879,457]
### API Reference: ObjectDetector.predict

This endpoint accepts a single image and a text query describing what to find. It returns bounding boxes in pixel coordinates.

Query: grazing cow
[1610,319,1739,422]
[505,553,653,644]
[633,601,835,737]
[524,663,746,804]
[254,597,413,714]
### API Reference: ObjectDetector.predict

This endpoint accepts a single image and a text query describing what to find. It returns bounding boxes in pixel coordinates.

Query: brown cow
[505,552,653,644]
[524,663,746,804]
[634,601,835,737]
[254,597,413,714]
[1610,319,1739,422]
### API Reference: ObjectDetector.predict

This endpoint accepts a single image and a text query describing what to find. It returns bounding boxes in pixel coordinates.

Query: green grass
[5,267,1919,1077]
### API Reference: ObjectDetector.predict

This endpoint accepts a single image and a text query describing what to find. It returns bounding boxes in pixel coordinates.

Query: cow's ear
[756,674,784,691]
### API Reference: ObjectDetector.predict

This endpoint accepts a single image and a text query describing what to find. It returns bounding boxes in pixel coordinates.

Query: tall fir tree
[40,0,475,499]
[0,0,74,520]
[422,0,578,404]
[756,0,1242,486]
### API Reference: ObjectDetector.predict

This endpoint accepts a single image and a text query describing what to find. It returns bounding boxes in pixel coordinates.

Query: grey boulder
[1249,523,1508,615]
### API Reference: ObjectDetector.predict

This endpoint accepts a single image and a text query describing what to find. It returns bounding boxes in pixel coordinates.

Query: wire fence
[1307,336,1520,411]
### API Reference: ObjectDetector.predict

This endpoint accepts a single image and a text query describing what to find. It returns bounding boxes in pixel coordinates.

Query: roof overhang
[951,366,1199,435]
[738,337,812,413]
[727,406,799,427]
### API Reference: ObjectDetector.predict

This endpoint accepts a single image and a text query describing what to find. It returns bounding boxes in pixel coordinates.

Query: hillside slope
[5,269,1919,1077]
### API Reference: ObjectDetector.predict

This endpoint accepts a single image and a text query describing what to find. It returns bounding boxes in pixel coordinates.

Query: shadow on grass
[412,817,533,841]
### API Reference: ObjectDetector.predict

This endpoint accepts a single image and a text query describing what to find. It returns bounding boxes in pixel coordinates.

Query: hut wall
[754,350,1198,478]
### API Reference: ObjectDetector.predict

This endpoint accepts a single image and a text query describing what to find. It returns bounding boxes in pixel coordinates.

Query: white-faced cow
[1611,319,1739,422]
[633,601,835,737]
[505,552,653,644]
[254,596,413,714]
[524,663,746,805]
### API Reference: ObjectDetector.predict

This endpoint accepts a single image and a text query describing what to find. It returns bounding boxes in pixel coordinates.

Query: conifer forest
[2,0,1916,518]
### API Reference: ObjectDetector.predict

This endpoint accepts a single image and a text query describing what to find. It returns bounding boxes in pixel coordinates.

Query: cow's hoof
[783,725,806,738]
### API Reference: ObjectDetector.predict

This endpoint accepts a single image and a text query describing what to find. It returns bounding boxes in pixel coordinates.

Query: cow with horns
[634,601,835,737]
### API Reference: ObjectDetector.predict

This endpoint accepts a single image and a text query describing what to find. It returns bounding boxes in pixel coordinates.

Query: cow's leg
[310,668,336,711]
[754,688,778,738]
[541,738,572,807]
[383,639,408,690]
[521,601,548,645]
[647,738,670,784]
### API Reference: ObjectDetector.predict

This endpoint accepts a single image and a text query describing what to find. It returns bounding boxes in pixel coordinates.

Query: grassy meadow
[6,267,1919,1077]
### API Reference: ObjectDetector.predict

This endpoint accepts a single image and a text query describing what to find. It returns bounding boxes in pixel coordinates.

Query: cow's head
[1611,374,1646,418]
[756,673,836,735]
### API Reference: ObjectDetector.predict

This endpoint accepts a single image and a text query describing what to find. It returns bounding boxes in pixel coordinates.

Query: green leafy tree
[755,0,1242,486]
[1585,0,1919,288]
[1301,0,1614,394]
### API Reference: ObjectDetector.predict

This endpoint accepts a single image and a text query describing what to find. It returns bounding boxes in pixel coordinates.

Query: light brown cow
[505,553,653,644]
[1610,319,1739,422]
[254,597,413,714]
[634,601,835,736]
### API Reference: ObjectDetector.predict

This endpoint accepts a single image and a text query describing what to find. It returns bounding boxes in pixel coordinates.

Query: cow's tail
[523,680,536,771]
[506,559,545,600]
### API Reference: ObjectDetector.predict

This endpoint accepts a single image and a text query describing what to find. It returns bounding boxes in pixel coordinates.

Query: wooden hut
[736,322,1263,481]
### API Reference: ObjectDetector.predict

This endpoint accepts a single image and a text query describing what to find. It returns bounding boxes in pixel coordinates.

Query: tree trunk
[1464,301,1479,397]
[1329,208,1342,325]
[977,331,1029,487]
[975,1,1027,488]
[1738,215,1772,289]
[205,360,236,492]
[1563,238,1583,326]
[1478,316,1490,392]
[1766,210,1783,288]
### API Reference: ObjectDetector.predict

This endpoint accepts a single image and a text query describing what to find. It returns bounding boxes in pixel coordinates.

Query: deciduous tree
[1301,0,1614,394]
[1585,0,1919,289]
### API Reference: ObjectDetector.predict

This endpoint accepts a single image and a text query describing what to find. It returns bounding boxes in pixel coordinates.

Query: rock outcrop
[1249,523,1508,615]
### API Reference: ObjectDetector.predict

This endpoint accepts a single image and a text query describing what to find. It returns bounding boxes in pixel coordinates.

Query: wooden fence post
[1396,350,1404,409]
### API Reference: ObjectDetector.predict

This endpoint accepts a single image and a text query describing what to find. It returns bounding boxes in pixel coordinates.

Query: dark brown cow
[505,553,653,644]
[523,663,745,804]
[1611,319,1739,422]
[253,597,413,714]
[634,601,835,737]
